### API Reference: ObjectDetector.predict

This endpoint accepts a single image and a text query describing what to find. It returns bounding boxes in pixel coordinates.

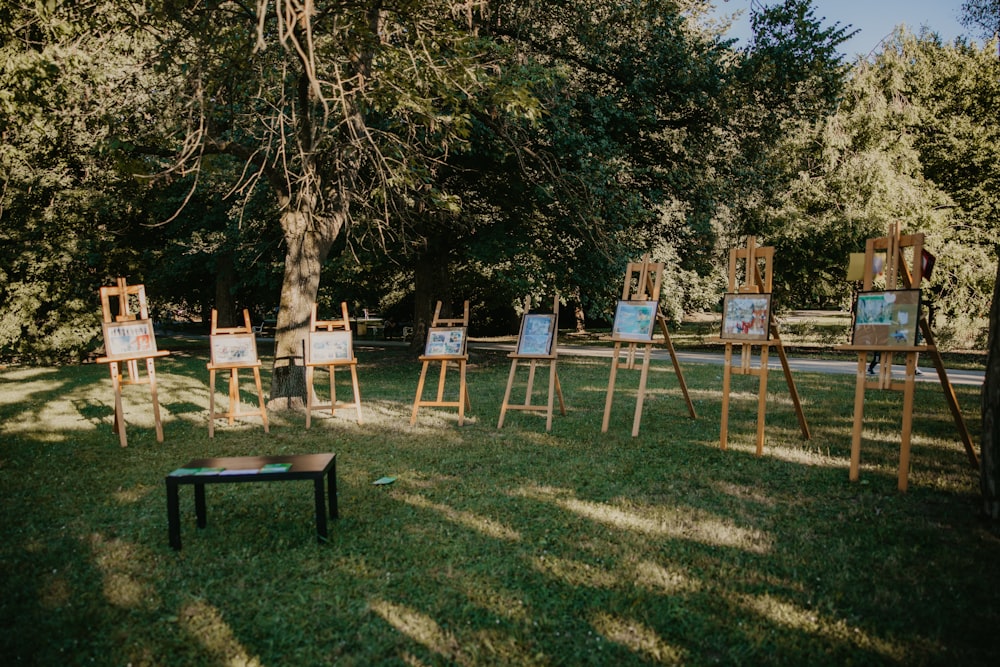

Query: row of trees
[2,1,998,385]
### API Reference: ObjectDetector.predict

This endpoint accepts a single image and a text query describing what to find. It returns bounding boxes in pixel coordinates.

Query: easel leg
[305,365,314,429]
[110,361,127,447]
[410,361,431,426]
[720,344,732,450]
[755,347,769,456]
[498,358,519,429]
[227,368,238,426]
[458,360,467,427]
[631,345,652,437]
[146,358,164,443]
[253,366,269,433]
[524,360,537,406]
[545,360,557,432]
[349,363,362,424]
[898,354,917,492]
[602,343,622,433]
[849,354,867,482]
[208,368,217,437]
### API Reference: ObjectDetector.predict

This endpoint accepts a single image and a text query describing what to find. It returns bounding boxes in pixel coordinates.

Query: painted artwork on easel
[102,319,158,358]
[516,314,557,356]
[424,326,467,357]
[308,330,354,363]
[210,333,259,366]
[720,293,771,341]
[853,289,921,346]
[612,300,657,342]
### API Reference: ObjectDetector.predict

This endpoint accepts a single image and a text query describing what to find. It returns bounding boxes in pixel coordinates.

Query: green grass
[1,340,997,666]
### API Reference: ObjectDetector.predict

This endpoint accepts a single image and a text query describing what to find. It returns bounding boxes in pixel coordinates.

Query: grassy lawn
[1,339,997,666]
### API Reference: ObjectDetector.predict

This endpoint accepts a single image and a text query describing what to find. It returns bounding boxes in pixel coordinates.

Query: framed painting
[612,300,658,342]
[852,289,921,347]
[210,333,259,367]
[102,319,157,358]
[720,293,772,341]
[308,330,354,364]
[516,313,557,356]
[424,326,467,357]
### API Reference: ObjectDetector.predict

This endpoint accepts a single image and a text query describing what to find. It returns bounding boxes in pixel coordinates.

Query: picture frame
[210,332,259,367]
[720,293,772,341]
[611,300,658,342]
[102,319,157,358]
[852,289,921,347]
[516,313,557,356]
[424,326,467,357]
[308,330,354,364]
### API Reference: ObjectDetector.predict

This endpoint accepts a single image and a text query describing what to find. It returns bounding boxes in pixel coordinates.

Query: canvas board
[720,293,772,341]
[611,300,658,342]
[424,326,468,357]
[210,333,259,366]
[102,319,158,358]
[852,289,921,347]
[308,330,354,364]
[516,313,557,356]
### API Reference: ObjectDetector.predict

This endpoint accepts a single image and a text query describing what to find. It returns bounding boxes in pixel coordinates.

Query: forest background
[2,0,999,398]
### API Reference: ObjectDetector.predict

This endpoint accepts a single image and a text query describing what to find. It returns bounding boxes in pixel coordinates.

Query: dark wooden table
[166,453,337,550]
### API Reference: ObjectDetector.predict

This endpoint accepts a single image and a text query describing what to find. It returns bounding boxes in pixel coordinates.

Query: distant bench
[166,453,338,550]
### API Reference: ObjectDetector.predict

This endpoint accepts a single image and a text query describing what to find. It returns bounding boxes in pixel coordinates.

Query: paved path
[467,342,986,387]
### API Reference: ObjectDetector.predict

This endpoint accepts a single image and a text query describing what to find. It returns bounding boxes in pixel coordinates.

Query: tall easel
[838,223,977,491]
[718,238,810,454]
[305,302,362,427]
[603,256,697,437]
[96,278,170,447]
[207,308,269,437]
[498,294,566,432]
[410,300,473,426]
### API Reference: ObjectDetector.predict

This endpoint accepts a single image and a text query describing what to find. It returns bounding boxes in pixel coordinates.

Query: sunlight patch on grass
[515,485,772,553]
[370,598,465,664]
[530,553,620,588]
[736,592,909,662]
[112,484,154,504]
[398,492,522,542]
[180,599,263,667]
[87,533,159,610]
[633,560,702,595]
[457,581,529,622]
[590,611,685,664]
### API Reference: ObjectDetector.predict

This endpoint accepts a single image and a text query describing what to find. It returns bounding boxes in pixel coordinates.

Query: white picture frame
[612,300,658,342]
[210,333,259,367]
[308,330,354,364]
[102,319,158,358]
[424,326,467,357]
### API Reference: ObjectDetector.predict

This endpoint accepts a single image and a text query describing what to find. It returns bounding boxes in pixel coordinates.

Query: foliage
[1,345,996,664]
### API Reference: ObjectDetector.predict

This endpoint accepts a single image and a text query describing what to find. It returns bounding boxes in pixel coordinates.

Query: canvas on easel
[498,295,567,432]
[96,277,171,447]
[207,308,269,437]
[305,302,362,427]
[602,255,697,437]
[836,222,976,491]
[411,300,473,426]
[714,237,810,456]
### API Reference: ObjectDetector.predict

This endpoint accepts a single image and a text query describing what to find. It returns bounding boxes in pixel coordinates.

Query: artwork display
[516,313,557,356]
[720,293,772,341]
[210,333,259,367]
[612,300,658,342]
[852,289,921,347]
[424,326,467,357]
[308,330,354,364]
[102,319,157,358]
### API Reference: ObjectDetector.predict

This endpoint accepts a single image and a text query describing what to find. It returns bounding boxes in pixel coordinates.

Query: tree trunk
[213,252,238,328]
[981,250,1000,520]
[410,246,452,352]
[268,209,339,408]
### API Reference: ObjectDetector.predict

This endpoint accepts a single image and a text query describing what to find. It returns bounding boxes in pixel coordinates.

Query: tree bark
[982,249,1000,520]
[268,208,340,408]
[213,252,238,328]
[410,245,453,352]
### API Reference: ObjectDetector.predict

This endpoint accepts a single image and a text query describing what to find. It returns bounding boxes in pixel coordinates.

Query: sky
[714,1,971,59]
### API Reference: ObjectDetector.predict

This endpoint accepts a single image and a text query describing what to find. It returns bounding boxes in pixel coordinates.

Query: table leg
[195,484,207,528]
[328,464,339,519]
[314,476,328,542]
[167,480,181,550]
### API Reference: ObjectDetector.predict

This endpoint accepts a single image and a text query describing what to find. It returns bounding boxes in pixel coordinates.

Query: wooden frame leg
[253,366,269,433]
[720,344,732,450]
[305,365,315,429]
[602,343,622,433]
[545,360,557,432]
[498,359,518,429]
[349,363,363,424]
[458,360,467,426]
[110,361,127,447]
[898,353,917,492]
[410,360,431,426]
[227,368,239,426]
[208,367,217,438]
[755,347,769,456]
[631,345,652,437]
[849,354,867,482]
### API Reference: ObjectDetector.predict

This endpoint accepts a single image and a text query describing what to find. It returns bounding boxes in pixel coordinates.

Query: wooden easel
[207,309,269,437]
[410,300,473,426]
[305,302,362,427]
[498,294,566,432]
[602,256,697,437]
[96,278,170,447]
[718,238,810,454]
[838,223,977,491]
